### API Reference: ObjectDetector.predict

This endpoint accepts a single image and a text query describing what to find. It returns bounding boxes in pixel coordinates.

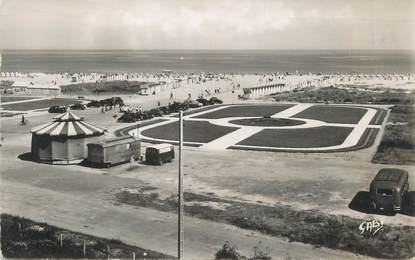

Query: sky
[0,0,414,50]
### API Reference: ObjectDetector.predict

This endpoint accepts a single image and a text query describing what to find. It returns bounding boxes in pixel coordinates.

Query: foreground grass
[1,214,172,259]
[372,104,415,164]
[114,189,415,259]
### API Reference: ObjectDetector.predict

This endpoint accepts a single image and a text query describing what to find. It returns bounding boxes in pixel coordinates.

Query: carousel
[31,111,107,164]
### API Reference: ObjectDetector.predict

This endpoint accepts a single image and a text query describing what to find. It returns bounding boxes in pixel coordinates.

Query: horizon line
[1,48,415,52]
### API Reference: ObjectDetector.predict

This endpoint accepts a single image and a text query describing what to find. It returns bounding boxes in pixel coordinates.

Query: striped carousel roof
[31,111,107,137]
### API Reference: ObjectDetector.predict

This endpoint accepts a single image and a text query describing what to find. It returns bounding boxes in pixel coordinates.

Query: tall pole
[178,110,184,259]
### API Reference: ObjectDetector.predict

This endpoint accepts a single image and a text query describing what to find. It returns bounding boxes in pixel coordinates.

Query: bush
[215,241,243,260]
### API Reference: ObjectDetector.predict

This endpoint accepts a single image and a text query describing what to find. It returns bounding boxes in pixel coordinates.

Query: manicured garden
[237,126,353,148]
[293,105,367,124]
[141,120,238,144]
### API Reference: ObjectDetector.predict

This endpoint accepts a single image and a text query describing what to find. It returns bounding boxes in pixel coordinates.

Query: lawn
[1,214,170,259]
[1,98,81,111]
[141,120,238,144]
[193,104,293,119]
[237,126,353,148]
[293,105,367,124]
[1,96,39,103]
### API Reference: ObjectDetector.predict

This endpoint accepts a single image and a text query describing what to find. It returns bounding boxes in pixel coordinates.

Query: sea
[1,49,414,74]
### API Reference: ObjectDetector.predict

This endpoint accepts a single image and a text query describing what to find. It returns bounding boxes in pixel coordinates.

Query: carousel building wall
[31,112,106,164]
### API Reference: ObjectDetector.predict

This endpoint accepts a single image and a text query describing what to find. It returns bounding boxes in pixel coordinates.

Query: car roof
[147,143,173,150]
[375,168,408,181]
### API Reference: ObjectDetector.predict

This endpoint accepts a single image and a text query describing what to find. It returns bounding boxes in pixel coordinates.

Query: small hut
[31,111,107,164]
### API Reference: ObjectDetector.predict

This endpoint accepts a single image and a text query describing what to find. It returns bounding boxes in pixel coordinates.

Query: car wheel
[371,202,376,211]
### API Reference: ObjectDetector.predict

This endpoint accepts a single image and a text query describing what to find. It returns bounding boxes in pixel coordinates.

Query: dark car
[145,143,175,165]
[86,100,101,107]
[183,99,203,108]
[159,106,170,115]
[370,168,409,212]
[209,97,223,104]
[70,103,86,110]
[149,108,163,117]
[196,98,211,106]
[117,113,137,123]
[48,106,67,113]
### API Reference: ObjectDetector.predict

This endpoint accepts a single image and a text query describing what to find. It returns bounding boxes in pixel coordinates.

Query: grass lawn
[193,104,293,119]
[141,120,238,143]
[1,98,81,111]
[0,96,39,103]
[238,126,353,148]
[1,214,171,259]
[293,105,367,124]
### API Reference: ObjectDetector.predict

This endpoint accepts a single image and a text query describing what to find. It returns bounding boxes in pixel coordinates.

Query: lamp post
[178,110,184,259]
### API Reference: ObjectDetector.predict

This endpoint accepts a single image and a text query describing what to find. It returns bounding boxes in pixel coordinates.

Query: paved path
[1,180,367,260]
[271,103,314,118]
[200,127,262,150]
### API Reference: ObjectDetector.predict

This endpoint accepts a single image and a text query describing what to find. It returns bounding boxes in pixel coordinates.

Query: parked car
[159,106,170,115]
[168,102,188,113]
[183,99,203,108]
[370,168,409,212]
[48,105,67,113]
[86,100,101,108]
[70,103,86,110]
[145,143,175,165]
[149,108,163,117]
[196,98,212,106]
[117,113,137,123]
[209,97,223,104]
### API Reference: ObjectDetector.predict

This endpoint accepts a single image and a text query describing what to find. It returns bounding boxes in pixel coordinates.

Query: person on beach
[170,92,173,99]
[157,100,160,107]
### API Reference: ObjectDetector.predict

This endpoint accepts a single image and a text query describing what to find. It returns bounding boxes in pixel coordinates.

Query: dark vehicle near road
[87,136,140,167]
[48,106,67,113]
[370,168,409,212]
[196,98,211,106]
[117,112,138,123]
[145,143,175,165]
[99,97,124,107]
[159,106,170,115]
[86,100,101,107]
[183,99,203,108]
[168,102,188,113]
[70,103,86,110]
[209,97,223,104]
[149,108,163,117]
